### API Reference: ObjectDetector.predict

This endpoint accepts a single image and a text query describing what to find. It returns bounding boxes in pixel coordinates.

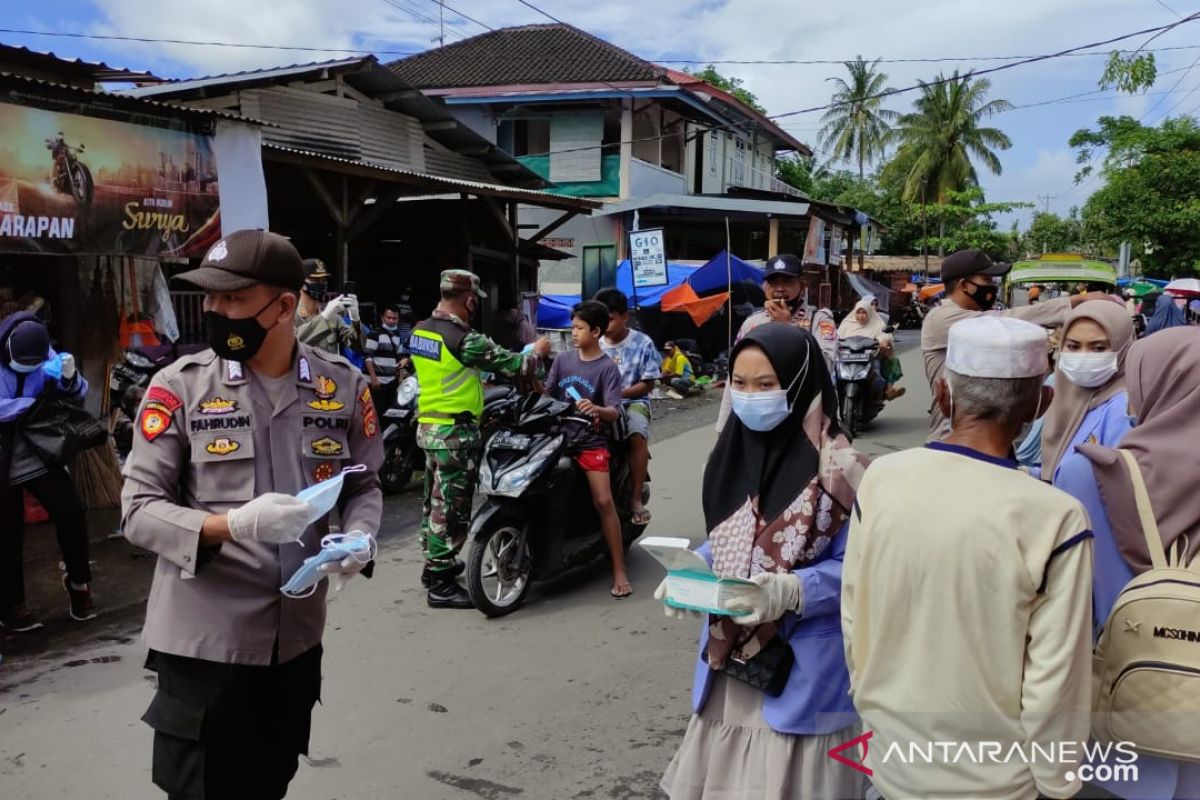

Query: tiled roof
[387,23,662,89]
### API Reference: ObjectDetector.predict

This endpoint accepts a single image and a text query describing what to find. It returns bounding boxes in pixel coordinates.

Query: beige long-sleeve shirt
[121,345,383,666]
[842,443,1094,800]
[921,297,1071,438]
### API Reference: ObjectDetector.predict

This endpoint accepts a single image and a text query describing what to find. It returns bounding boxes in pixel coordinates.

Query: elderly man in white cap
[841,316,1095,800]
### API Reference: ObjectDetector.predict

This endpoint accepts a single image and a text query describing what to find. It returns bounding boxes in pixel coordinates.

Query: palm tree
[886,71,1013,258]
[817,56,899,180]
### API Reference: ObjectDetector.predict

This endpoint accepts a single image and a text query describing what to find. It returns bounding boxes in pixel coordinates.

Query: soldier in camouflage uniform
[410,270,550,608]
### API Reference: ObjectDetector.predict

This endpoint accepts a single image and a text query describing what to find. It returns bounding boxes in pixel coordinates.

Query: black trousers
[0,467,91,607]
[143,645,323,800]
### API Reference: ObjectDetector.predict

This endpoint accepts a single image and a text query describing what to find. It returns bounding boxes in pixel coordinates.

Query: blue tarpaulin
[688,251,764,294]
[537,259,698,328]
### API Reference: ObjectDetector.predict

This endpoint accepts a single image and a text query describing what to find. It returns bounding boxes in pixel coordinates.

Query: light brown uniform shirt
[921,296,1071,438]
[120,344,383,666]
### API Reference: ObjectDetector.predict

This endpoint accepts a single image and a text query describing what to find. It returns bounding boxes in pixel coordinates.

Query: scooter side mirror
[883,325,895,334]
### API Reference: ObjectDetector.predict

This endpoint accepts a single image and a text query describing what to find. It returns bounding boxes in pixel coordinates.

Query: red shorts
[574,448,611,473]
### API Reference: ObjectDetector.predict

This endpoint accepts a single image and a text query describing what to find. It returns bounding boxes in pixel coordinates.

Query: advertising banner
[803,217,826,266]
[630,227,668,288]
[0,101,221,257]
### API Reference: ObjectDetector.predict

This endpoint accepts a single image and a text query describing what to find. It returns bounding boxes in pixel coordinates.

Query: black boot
[420,559,466,588]
[427,578,473,609]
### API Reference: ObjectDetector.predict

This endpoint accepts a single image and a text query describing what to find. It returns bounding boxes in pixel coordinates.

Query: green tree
[922,188,1032,258]
[775,153,819,195]
[1071,115,1200,277]
[1024,211,1084,255]
[885,71,1013,206]
[688,66,766,114]
[817,56,899,180]
[1100,51,1157,94]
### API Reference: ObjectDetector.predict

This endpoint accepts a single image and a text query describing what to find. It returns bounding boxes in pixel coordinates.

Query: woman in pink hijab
[1060,326,1200,798]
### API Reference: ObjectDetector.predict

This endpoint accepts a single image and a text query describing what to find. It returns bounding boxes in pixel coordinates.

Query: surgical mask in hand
[280,531,377,599]
[1058,352,1119,388]
[295,464,368,525]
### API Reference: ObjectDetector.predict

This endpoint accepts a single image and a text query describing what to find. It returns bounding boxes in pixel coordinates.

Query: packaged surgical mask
[1059,352,1119,389]
[295,464,368,525]
[280,531,377,599]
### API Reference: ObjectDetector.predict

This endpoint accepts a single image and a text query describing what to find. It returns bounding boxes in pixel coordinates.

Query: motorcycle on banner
[45,132,94,205]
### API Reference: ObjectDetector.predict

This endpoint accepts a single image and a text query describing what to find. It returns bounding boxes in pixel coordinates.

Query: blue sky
[12,0,1200,230]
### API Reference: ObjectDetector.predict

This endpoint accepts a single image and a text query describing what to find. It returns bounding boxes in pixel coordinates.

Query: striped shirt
[365,327,407,384]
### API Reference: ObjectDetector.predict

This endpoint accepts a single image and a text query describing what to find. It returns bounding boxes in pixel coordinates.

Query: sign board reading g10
[630,228,668,288]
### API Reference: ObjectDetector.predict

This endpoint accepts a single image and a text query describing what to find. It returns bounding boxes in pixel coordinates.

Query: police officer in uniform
[121,229,383,799]
[411,269,549,608]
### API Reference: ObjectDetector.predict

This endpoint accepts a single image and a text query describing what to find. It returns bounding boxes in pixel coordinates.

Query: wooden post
[509,201,520,295]
[460,193,473,270]
[768,216,780,256]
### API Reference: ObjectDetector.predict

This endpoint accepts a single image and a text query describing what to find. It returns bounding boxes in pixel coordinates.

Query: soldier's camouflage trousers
[420,445,479,573]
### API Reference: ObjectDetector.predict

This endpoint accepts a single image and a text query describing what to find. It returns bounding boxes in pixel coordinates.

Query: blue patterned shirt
[600,329,660,405]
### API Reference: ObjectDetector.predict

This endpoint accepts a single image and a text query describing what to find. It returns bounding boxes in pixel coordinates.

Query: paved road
[0,335,931,800]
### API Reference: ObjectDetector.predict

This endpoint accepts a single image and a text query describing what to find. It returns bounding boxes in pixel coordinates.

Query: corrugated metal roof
[262,143,597,211]
[0,43,161,83]
[595,193,810,218]
[123,58,365,98]
[0,71,268,125]
[387,24,662,89]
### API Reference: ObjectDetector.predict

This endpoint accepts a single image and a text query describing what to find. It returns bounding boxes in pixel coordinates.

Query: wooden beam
[375,89,424,102]
[482,196,515,242]
[345,181,379,227]
[528,210,576,243]
[304,169,343,225]
[347,185,408,240]
[421,120,459,132]
[509,201,520,294]
[768,217,780,256]
[291,78,339,94]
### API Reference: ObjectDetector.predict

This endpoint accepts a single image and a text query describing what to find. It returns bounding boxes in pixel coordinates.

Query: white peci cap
[946,316,1049,379]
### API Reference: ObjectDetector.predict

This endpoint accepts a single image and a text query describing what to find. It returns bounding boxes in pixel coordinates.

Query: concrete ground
[0,334,931,800]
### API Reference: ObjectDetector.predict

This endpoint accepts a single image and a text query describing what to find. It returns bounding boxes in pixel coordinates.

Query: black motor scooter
[465,393,648,617]
[835,334,887,438]
[380,375,421,494]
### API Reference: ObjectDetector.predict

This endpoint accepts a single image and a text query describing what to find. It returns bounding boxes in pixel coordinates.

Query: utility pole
[1037,194,1057,214]
[439,0,445,47]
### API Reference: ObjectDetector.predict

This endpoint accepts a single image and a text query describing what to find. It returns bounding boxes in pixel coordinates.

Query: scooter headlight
[395,376,419,407]
[489,435,564,498]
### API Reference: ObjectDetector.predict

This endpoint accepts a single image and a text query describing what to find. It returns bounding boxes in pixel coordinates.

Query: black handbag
[721,636,796,698]
[21,390,108,467]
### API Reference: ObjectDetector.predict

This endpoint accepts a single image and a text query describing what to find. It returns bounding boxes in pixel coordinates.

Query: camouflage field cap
[440,269,488,299]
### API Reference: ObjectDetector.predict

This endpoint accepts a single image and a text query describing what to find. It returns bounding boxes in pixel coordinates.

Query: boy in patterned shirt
[594,289,658,525]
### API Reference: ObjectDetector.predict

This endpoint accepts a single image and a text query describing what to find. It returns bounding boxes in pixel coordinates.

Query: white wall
[629,157,686,197]
[449,106,497,144]
[518,203,621,290]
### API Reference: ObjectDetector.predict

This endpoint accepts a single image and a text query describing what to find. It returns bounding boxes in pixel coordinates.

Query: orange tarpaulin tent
[918,283,945,302]
[660,283,730,327]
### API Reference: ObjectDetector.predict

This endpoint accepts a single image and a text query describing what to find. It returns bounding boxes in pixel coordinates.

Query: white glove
[321,295,346,323]
[342,294,360,322]
[226,493,314,545]
[654,578,703,621]
[725,572,804,627]
[60,353,76,381]
[318,555,367,592]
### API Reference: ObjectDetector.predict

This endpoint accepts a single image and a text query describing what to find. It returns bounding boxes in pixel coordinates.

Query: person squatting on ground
[595,288,658,526]
[542,300,632,599]
[0,313,96,631]
[121,229,384,799]
[844,316,1094,800]
[661,341,696,397]
[657,322,871,799]
[293,258,361,356]
[838,297,905,401]
[717,254,838,431]
[409,270,550,609]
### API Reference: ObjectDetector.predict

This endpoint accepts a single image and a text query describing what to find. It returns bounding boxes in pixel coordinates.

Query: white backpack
[1092,450,1200,761]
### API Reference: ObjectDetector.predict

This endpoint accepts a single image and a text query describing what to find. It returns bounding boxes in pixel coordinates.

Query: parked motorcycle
[835,335,886,439]
[380,375,421,494]
[896,300,927,330]
[465,392,649,617]
[46,133,94,205]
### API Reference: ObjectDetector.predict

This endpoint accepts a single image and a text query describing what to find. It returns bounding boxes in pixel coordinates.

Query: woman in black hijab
[659,323,870,800]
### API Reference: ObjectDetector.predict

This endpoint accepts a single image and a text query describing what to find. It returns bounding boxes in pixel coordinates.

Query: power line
[421,0,495,32]
[1142,50,1200,121]
[1153,0,1184,17]
[382,0,441,29]
[4,25,1200,66]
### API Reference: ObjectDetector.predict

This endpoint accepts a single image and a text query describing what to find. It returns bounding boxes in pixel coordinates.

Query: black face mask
[304,281,327,298]
[964,280,997,310]
[204,295,282,362]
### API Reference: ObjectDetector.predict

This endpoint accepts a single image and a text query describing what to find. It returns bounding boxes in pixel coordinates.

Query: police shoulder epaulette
[165,349,217,376]
[307,345,355,370]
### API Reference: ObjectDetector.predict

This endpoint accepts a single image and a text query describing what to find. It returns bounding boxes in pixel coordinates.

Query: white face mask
[1059,351,1119,389]
[730,347,810,432]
